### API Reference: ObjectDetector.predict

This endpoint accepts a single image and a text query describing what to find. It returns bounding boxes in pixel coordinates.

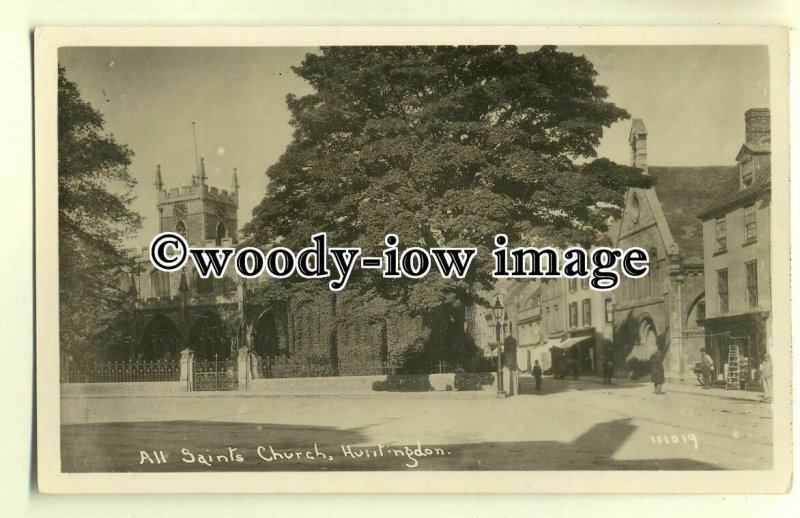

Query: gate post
[180,348,195,391]
[237,346,252,390]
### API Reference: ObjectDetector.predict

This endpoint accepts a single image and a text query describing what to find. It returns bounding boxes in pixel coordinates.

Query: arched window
[175,220,187,238]
[215,221,227,246]
[150,270,171,298]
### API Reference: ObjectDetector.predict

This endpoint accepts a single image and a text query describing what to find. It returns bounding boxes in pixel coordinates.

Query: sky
[58,45,770,248]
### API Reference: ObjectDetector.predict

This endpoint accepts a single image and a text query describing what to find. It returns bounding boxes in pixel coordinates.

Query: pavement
[60,374,773,472]
[579,374,768,402]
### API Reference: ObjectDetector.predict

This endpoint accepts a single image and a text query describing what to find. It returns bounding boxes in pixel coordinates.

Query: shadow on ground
[516,375,647,396]
[61,417,720,472]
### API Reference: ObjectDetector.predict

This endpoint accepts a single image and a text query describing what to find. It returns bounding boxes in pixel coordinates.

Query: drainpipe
[674,273,684,378]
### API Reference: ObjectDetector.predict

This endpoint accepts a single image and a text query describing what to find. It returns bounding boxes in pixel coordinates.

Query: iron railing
[62,359,181,383]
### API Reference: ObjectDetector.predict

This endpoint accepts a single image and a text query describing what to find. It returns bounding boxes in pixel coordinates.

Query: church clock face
[172,202,187,221]
[630,192,641,223]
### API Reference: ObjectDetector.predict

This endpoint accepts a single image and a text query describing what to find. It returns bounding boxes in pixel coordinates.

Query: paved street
[61,376,772,472]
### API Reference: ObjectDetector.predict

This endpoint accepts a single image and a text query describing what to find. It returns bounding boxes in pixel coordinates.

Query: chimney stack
[745,108,770,145]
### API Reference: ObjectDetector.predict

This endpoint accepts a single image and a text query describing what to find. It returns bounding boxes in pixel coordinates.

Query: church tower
[154,158,239,246]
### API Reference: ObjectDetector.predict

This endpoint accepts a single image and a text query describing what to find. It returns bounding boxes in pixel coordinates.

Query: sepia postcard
[35,26,792,493]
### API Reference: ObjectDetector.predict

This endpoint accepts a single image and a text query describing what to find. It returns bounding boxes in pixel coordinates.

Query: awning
[549,336,592,349]
[544,338,565,349]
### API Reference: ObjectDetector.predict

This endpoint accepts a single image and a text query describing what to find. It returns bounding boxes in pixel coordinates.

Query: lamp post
[492,297,505,398]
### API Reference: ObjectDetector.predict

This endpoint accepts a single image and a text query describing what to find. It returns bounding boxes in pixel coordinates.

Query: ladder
[726,344,740,390]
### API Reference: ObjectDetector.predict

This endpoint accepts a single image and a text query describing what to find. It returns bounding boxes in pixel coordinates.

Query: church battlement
[153,158,241,246]
[158,184,236,204]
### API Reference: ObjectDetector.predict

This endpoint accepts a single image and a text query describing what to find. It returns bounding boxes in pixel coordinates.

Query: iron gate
[193,355,238,391]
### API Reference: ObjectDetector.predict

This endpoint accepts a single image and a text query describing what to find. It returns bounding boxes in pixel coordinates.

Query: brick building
[612,119,739,379]
[698,109,772,388]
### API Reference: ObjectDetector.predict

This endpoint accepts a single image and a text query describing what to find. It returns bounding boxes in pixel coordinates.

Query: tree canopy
[244,46,652,314]
[58,65,142,361]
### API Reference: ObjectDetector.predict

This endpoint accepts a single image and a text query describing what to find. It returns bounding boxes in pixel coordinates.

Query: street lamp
[492,297,505,398]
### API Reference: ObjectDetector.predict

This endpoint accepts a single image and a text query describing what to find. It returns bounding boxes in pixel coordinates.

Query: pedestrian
[700,348,714,389]
[566,356,579,380]
[532,360,543,391]
[602,350,614,385]
[760,353,773,402]
[650,350,665,395]
[504,333,519,396]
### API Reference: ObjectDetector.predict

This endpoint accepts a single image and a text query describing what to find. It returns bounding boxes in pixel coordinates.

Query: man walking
[602,350,614,385]
[700,348,714,389]
[532,360,543,391]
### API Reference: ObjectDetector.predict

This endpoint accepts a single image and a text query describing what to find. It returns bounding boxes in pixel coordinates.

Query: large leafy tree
[244,46,652,364]
[58,65,142,362]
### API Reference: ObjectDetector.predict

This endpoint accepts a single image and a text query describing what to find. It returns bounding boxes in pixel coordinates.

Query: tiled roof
[698,173,770,220]
[648,166,740,262]
[741,142,770,154]
[735,142,771,161]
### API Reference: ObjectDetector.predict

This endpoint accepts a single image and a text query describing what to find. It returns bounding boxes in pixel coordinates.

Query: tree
[58,65,142,362]
[244,46,653,367]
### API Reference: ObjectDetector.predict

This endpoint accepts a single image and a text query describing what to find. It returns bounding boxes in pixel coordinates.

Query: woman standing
[650,350,665,394]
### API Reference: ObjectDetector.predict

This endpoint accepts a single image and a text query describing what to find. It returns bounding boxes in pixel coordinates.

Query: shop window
[744,204,757,244]
[745,261,758,308]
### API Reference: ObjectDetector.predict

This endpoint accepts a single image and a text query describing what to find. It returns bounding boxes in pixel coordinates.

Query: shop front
[547,333,595,378]
[701,311,769,390]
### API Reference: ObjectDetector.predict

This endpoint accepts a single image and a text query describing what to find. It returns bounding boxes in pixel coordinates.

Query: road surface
[60,376,772,472]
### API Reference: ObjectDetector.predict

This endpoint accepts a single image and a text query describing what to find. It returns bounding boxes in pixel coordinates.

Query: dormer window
[741,157,753,187]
